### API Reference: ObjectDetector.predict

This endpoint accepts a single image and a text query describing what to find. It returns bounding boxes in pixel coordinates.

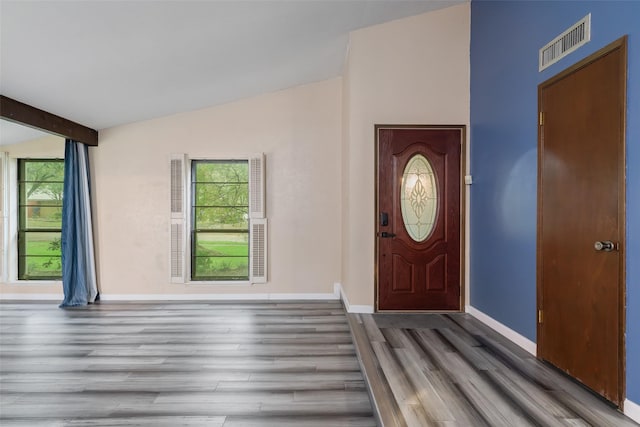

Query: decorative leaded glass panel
[400,154,437,242]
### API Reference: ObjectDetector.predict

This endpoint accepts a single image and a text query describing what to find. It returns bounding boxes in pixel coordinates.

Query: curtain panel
[60,139,98,307]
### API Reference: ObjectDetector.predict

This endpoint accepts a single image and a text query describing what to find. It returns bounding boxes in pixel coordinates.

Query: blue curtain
[60,139,98,307]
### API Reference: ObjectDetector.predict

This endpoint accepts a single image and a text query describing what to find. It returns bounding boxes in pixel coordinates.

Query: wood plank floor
[3,302,638,427]
[349,312,639,427]
[0,301,376,427]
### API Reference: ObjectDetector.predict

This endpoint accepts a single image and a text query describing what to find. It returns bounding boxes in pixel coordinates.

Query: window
[191,160,249,281]
[170,154,266,284]
[17,159,64,280]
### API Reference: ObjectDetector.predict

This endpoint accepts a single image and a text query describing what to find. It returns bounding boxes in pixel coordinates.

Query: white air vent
[170,222,183,278]
[539,14,591,72]
[249,154,265,218]
[250,218,267,283]
[170,157,184,216]
[170,154,187,283]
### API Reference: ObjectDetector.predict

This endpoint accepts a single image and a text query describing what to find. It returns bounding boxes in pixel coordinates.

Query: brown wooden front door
[376,126,463,311]
[538,38,626,406]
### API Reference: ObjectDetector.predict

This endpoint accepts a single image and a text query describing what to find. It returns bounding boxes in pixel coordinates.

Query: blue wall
[470,1,640,404]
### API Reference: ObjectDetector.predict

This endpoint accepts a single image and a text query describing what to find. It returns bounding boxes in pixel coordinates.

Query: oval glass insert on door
[400,154,437,242]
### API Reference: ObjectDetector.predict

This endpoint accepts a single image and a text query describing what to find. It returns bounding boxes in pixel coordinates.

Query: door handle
[378,232,396,238]
[594,241,616,252]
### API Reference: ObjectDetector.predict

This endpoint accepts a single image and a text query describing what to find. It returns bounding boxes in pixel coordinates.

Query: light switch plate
[464,175,473,185]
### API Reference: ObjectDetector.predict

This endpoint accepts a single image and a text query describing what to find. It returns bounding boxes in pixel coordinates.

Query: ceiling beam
[0,95,98,146]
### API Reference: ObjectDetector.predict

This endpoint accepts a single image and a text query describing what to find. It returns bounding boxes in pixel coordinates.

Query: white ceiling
[1,0,463,141]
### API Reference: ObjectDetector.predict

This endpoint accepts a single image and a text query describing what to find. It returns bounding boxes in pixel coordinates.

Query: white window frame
[1,155,64,285]
[0,152,8,283]
[170,153,266,285]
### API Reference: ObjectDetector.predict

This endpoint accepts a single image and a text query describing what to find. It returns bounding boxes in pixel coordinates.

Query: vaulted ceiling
[1,0,463,143]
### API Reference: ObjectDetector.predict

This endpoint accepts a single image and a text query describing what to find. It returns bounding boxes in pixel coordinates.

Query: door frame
[536,37,627,406]
[374,124,467,312]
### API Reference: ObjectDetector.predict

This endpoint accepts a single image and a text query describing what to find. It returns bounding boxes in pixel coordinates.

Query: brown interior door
[538,38,626,405]
[377,126,462,311]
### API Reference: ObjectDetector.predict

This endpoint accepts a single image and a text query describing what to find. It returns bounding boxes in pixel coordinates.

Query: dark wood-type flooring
[0,301,375,426]
[349,312,638,427]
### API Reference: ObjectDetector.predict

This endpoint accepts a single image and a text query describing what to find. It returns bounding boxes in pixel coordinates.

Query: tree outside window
[191,160,249,280]
[18,159,64,280]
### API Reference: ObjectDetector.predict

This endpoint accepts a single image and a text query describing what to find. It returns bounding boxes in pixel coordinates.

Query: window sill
[185,281,252,286]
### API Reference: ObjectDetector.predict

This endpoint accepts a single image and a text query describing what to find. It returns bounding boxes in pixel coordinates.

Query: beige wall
[90,78,342,296]
[1,135,65,158]
[2,4,471,302]
[340,4,471,307]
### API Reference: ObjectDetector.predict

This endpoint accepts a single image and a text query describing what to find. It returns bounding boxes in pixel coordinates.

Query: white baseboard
[348,304,375,313]
[625,398,640,423]
[466,305,537,356]
[0,293,62,300]
[333,282,342,298]
[98,293,340,301]
[335,282,374,313]
[1,292,340,302]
